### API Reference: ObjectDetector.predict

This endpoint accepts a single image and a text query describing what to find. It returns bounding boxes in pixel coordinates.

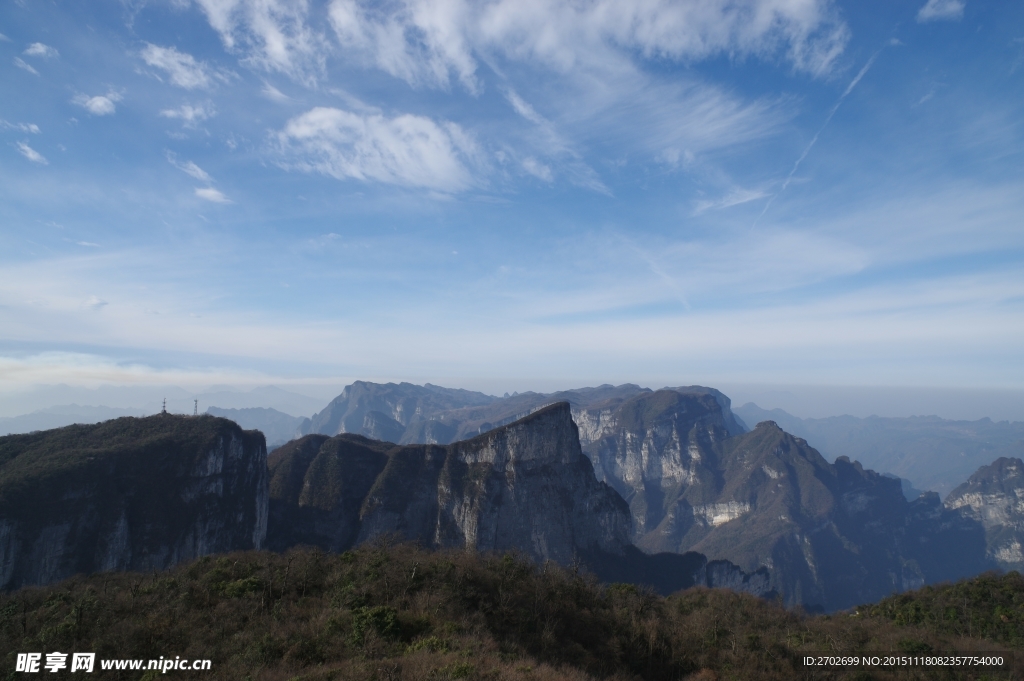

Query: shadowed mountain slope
[646,421,991,611]
[270,402,770,597]
[272,403,632,563]
[0,414,268,591]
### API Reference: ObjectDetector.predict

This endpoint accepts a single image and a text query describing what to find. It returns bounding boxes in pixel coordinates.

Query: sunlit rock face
[946,457,1024,571]
[0,415,268,591]
[571,389,744,541]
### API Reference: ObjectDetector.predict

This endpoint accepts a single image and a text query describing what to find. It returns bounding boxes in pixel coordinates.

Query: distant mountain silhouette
[733,402,1024,496]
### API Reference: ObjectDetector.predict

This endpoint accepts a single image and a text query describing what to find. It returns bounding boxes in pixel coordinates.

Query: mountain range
[733,402,1024,497]
[295,382,997,610]
[0,380,1019,613]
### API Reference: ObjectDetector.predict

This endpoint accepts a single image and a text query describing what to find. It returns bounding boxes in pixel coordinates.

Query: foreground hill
[0,414,268,591]
[0,544,1018,681]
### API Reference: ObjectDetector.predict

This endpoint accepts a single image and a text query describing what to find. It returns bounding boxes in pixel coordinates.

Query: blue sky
[1,0,1022,402]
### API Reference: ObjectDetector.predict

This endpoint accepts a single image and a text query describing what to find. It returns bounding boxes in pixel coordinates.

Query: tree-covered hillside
[1,543,1018,680]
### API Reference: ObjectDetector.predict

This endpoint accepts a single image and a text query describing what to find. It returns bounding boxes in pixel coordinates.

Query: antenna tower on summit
[194,399,198,416]
[162,398,166,414]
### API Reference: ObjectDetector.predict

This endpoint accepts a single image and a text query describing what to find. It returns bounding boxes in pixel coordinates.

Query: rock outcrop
[642,421,990,610]
[304,381,748,539]
[270,401,770,596]
[271,402,631,563]
[0,414,268,591]
[571,389,744,541]
[945,457,1024,570]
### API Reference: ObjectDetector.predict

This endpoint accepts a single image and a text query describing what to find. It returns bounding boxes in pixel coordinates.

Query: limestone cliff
[642,421,990,611]
[269,402,769,596]
[0,414,268,591]
[571,389,743,540]
[946,457,1024,570]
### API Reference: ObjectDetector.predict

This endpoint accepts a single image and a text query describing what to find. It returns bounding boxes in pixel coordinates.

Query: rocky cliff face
[0,414,268,591]
[304,382,747,537]
[571,389,743,541]
[305,381,497,442]
[271,403,632,564]
[644,421,990,611]
[946,457,1024,570]
[270,401,769,596]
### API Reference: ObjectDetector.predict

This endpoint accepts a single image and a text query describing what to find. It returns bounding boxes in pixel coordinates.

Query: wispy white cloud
[261,82,290,102]
[193,0,328,84]
[72,91,123,116]
[23,42,59,58]
[327,0,849,90]
[500,88,607,191]
[917,0,965,22]
[140,43,228,89]
[166,151,214,182]
[0,33,10,42]
[195,187,231,203]
[329,0,479,91]
[16,141,48,164]
[159,103,214,127]
[755,48,882,224]
[13,57,39,75]
[275,106,483,192]
[521,157,553,182]
[693,188,769,214]
[0,352,298,392]
[0,120,41,134]
[84,295,108,310]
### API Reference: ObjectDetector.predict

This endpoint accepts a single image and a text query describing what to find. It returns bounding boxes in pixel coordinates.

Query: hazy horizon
[3,379,1024,424]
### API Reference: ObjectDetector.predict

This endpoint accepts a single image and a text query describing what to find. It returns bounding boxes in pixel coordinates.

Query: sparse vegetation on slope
[863,571,1024,647]
[1,544,1019,680]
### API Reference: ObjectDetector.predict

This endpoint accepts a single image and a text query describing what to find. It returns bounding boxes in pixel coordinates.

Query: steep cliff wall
[271,403,632,564]
[269,403,769,596]
[946,457,1024,570]
[640,421,990,611]
[266,434,390,552]
[572,389,738,540]
[363,402,632,562]
[0,414,268,591]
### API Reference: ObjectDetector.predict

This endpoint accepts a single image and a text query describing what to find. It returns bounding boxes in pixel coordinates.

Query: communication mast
[162,398,166,414]
[194,399,198,416]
